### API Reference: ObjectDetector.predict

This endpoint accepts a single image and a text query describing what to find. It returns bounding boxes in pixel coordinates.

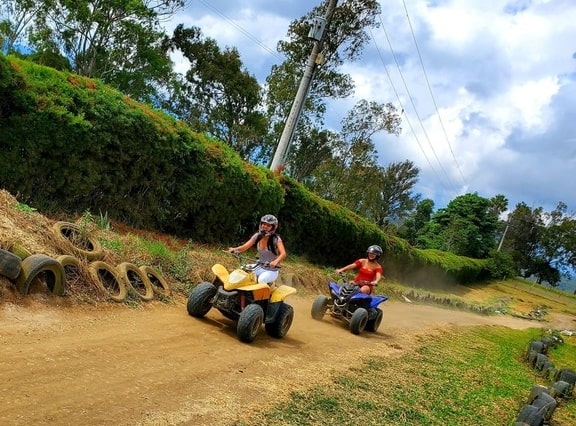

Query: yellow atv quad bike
[187,256,297,343]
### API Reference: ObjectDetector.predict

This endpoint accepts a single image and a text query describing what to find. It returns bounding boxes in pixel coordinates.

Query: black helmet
[260,214,278,234]
[366,245,383,259]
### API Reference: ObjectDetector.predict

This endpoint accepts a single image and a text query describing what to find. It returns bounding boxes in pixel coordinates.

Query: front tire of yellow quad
[237,304,264,343]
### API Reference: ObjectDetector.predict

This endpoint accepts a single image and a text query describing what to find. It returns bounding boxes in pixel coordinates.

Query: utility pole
[497,217,510,252]
[269,0,338,172]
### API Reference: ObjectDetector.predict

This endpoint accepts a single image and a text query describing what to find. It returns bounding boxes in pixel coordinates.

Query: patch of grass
[239,327,576,426]
[100,236,123,253]
[13,202,37,214]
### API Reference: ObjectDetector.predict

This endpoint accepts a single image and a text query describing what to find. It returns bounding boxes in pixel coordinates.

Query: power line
[401,0,467,188]
[368,27,449,192]
[197,0,284,61]
[376,15,458,192]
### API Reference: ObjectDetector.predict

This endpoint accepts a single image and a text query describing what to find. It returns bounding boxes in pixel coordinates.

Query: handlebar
[334,272,371,286]
[223,249,280,268]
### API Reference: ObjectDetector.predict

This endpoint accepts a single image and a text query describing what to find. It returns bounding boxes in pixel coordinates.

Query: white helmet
[259,214,278,235]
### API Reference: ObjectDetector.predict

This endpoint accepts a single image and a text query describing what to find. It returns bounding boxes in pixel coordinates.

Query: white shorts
[255,267,279,284]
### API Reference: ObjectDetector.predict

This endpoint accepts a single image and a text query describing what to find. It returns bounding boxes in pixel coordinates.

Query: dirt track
[0,294,564,426]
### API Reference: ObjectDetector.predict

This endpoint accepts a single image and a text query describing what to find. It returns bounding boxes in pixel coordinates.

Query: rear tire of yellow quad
[265,303,294,339]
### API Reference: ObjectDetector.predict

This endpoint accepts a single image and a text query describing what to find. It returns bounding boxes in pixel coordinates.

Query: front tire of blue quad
[311,294,329,320]
[237,304,264,343]
[265,303,294,339]
[365,308,383,332]
[350,308,369,335]
[187,282,217,317]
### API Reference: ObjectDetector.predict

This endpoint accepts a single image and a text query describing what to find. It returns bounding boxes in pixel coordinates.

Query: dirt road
[0,295,561,426]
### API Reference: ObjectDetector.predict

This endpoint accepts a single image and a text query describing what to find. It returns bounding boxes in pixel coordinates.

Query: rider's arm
[335,262,358,274]
[269,239,287,268]
[370,270,382,285]
[228,235,256,253]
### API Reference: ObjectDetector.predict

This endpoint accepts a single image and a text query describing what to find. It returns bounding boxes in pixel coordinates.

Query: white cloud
[169,0,576,213]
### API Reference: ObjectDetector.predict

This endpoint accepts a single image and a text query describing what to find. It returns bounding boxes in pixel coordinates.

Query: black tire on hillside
[139,265,171,296]
[88,260,127,302]
[311,294,329,320]
[237,304,264,343]
[526,350,538,367]
[534,353,548,371]
[265,303,294,339]
[540,360,554,379]
[527,385,548,405]
[530,392,557,422]
[527,340,545,355]
[118,262,154,301]
[554,368,576,393]
[350,308,368,335]
[365,308,383,332]
[0,248,22,280]
[548,380,572,399]
[187,282,217,317]
[515,404,544,426]
[52,221,104,261]
[15,254,65,296]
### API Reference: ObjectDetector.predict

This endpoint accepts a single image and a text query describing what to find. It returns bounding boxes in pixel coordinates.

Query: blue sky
[168,0,576,214]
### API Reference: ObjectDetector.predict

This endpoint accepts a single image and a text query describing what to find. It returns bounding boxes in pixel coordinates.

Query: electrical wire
[367,27,449,192]
[197,0,284,61]
[401,0,467,188]
[375,16,458,193]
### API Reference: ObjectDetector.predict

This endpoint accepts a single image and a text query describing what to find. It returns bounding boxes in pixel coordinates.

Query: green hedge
[0,53,490,285]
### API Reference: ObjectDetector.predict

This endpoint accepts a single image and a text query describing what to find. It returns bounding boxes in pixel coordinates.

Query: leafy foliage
[420,193,500,259]
[2,0,185,102]
[164,24,270,162]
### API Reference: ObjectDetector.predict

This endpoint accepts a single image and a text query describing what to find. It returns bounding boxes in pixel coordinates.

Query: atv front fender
[212,264,229,283]
[270,284,297,303]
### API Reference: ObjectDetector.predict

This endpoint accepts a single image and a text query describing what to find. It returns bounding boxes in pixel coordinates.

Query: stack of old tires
[514,333,576,425]
[0,221,171,303]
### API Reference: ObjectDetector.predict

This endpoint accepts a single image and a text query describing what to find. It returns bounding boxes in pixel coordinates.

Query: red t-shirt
[353,259,383,283]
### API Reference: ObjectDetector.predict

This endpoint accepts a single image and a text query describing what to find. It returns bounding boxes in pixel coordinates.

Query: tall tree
[21,0,185,102]
[165,24,269,162]
[422,193,500,258]
[375,160,420,225]
[0,0,41,53]
[539,202,576,280]
[502,202,543,275]
[304,99,409,225]
[499,201,576,286]
[397,198,435,247]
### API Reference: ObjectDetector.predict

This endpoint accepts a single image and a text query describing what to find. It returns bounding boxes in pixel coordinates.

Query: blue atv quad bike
[311,280,388,335]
